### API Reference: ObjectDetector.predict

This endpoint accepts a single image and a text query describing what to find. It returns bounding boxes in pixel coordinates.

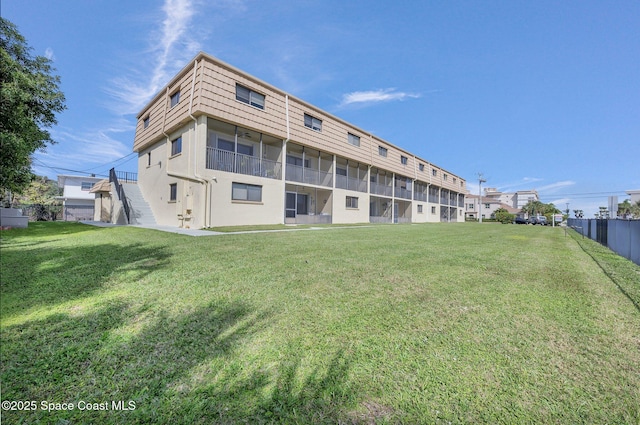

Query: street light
[478,174,486,223]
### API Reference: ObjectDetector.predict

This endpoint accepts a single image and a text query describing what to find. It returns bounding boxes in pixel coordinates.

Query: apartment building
[132,52,467,229]
[465,188,538,220]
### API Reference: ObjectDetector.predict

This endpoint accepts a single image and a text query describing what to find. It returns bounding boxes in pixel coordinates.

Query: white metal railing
[206,147,282,179]
[370,182,393,197]
[395,187,412,200]
[285,164,332,187]
[336,175,367,192]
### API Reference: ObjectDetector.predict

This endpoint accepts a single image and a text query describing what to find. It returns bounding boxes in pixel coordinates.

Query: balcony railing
[109,168,131,224]
[335,175,367,192]
[414,192,427,202]
[370,182,393,197]
[206,147,281,179]
[395,187,412,200]
[285,164,333,187]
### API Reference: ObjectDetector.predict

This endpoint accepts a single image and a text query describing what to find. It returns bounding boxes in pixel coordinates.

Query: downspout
[187,58,211,228]
[281,95,290,224]
[165,59,208,227]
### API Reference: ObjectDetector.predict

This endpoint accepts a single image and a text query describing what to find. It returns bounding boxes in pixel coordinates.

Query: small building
[56,175,103,221]
[90,179,113,222]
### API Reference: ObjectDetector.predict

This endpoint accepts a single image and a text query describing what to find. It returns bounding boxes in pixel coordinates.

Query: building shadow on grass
[1,297,366,424]
[1,240,171,318]
[1,298,272,424]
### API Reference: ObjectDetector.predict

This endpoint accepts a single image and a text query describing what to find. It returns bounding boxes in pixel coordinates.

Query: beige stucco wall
[93,193,112,222]
[331,189,370,224]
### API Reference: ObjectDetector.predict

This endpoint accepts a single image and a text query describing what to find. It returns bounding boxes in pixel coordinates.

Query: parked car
[514,216,527,224]
[529,216,548,225]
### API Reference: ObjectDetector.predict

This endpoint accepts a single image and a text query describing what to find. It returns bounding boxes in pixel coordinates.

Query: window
[169,183,177,201]
[431,206,436,214]
[170,91,180,108]
[378,146,387,157]
[232,182,262,202]
[336,167,347,176]
[346,196,358,209]
[348,133,360,147]
[417,205,423,213]
[443,174,448,181]
[453,177,457,184]
[401,155,408,165]
[467,203,474,210]
[304,113,322,131]
[81,182,93,191]
[171,136,182,156]
[485,203,491,209]
[236,84,265,110]
[419,163,425,172]
[143,116,150,128]
[432,169,437,177]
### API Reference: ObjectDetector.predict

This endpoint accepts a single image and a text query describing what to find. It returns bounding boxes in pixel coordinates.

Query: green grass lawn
[1,222,639,424]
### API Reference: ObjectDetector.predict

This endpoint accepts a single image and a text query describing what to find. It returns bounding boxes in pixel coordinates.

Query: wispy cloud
[339,88,421,107]
[106,0,201,115]
[496,177,544,192]
[536,180,576,193]
[44,48,55,60]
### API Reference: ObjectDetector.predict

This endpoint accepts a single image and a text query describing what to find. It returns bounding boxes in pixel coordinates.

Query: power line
[32,158,109,178]
[539,190,629,200]
[79,152,137,172]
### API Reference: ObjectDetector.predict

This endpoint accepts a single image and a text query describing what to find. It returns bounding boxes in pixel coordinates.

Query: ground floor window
[417,204,423,213]
[232,182,262,202]
[169,183,177,201]
[346,196,358,209]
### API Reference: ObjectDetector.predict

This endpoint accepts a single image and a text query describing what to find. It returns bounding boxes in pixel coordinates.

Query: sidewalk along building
[132,52,467,229]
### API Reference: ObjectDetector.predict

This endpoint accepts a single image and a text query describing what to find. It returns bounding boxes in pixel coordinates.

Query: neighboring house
[465,188,538,220]
[56,175,103,221]
[131,52,468,229]
[464,195,520,220]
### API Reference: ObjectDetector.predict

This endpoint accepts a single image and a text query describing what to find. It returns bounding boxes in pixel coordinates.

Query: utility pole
[478,173,486,223]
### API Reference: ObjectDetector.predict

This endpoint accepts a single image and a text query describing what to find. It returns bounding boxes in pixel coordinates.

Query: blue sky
[4,0,639,216]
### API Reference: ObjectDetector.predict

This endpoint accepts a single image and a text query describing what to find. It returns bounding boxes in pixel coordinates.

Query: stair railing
[109,168,131,224]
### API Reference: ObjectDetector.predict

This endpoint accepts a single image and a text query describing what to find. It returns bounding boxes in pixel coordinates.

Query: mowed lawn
[1,222,639,424]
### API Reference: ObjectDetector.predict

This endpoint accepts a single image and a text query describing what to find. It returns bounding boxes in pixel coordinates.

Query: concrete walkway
[80,221,222,236]
[80,221,372,237]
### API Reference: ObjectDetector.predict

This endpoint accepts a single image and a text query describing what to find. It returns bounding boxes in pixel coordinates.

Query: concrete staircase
[122,183,157,226]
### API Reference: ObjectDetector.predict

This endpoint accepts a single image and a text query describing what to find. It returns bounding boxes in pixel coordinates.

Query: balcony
[414,191,427,202]
[371,183,392,197]
[335,175,367,192]
[285,164,333,187]
[395,187,412,200]
[206,147,282,179]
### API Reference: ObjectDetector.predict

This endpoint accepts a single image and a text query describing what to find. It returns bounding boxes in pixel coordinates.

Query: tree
[521,200,560,217]
[0,18,66,202]
[618,199,632,219]
[494,207,515,224]
[12,175,62,220]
